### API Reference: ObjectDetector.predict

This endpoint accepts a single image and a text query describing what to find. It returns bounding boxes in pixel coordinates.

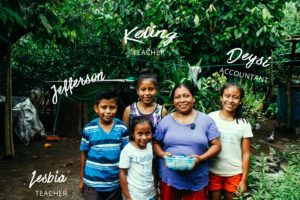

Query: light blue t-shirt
[80,118,129,191]
[119,143,155,200]
[153,111,220,191]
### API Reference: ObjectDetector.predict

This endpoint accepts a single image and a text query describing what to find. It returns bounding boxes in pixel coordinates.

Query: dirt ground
[0,119,299,200]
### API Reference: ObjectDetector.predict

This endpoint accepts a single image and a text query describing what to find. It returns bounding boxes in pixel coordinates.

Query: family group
[78,71,253,200]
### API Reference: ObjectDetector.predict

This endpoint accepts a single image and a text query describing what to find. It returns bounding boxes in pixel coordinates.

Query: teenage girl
[207,82,253,200]
[123,72,167,130]
[119,116,158,200]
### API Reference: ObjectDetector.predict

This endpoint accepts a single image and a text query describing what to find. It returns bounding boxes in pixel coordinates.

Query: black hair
[220,82,248,124]
[136,68,157,89]
[129,116,154,141]
[95,90,118,105]
[171,82,196,99]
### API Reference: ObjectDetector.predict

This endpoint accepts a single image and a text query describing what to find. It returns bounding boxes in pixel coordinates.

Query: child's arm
[162,107,168,118]
[239,138,251,193]
[79,151,87,193]
[119,168,132,200]
[152,160,159,200]
[122,106,131,129]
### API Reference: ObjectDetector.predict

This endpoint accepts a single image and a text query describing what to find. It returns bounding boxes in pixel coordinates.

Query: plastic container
[164,155,196,171]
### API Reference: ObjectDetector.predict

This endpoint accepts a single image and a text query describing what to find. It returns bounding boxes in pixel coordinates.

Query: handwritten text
[51,72,105,104]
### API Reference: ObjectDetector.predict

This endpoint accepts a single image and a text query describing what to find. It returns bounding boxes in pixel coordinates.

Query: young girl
[208,83,253,200]
[119,116,158,200]
[122,72,167,130]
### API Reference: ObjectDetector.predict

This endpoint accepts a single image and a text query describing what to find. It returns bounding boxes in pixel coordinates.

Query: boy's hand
[79,181,84,193]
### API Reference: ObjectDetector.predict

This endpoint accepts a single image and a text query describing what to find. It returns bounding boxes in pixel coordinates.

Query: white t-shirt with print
[119,142,155,200]
[208,111,253,177]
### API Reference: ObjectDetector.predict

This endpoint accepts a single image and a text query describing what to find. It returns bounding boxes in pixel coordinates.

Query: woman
[153,83,221,200]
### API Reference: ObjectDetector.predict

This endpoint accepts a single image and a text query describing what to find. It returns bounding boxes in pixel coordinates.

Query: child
[79,90,129,200]
[207,83,253,200]
[119,116,158,200]
[122,71,167,130]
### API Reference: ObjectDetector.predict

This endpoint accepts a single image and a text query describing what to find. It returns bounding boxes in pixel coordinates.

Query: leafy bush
[237,143,300,199]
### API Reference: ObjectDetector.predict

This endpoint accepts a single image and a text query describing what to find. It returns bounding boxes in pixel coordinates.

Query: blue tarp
[277,85,300,124]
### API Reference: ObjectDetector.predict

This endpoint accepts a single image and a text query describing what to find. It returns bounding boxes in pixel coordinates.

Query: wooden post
[4,43,14,157]
[286,41,297,132]
[286,68,292,131]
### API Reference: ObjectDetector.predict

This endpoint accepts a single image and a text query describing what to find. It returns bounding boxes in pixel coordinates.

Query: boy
[79,90,129,200]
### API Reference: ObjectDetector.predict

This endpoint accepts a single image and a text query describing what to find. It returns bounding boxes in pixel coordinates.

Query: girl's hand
[237,180,247,195]
[155,188,159,200]
[163,152,172,167]
[78,181,84,193]
[189,155,202,170]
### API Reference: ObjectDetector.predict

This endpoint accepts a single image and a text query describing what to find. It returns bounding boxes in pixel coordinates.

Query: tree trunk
[4,43,14,157]
[264,51,274,112]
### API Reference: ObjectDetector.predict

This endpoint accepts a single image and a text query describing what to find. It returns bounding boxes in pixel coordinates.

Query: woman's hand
[189,155,203,170]
[163,152,172,167]
[163,152,172,158]
[78,180,84,193]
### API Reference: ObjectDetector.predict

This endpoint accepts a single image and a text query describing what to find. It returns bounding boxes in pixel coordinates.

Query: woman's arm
[119,168,132,200]
[239,138,251,193]
[190,137,221,169]
[153,139,172,158]
[79,151,87,193]
[122,106,131,129]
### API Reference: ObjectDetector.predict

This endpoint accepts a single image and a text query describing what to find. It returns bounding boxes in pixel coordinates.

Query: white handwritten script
[124,25,178,46]
[51,72,105,104]
[226,48,271,68]
[29,170,67,189]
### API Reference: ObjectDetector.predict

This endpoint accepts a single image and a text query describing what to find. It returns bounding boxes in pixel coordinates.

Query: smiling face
[94,98,118,124]
[220,86,242,113]
[132,122,152,149]
[173,86,195,114]
[136,79,157,105]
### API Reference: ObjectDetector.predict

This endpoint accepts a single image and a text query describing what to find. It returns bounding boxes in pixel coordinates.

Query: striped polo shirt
[80,117,129,191]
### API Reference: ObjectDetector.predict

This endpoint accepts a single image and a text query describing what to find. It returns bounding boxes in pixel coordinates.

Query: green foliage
[272,1,300,84]
[194,72,227,113]
[239,144,300,199]
[6,0,288,76]
[266,102,278,118]
[0,0,84,48]
[241,80,266,125]
[0,0,291,123]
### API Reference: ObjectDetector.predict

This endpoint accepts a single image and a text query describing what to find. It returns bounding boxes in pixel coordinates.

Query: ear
[192,96,195,103]
[93,104,98,114]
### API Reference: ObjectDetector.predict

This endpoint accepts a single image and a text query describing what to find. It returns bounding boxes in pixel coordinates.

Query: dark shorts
[84,185,122,200]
